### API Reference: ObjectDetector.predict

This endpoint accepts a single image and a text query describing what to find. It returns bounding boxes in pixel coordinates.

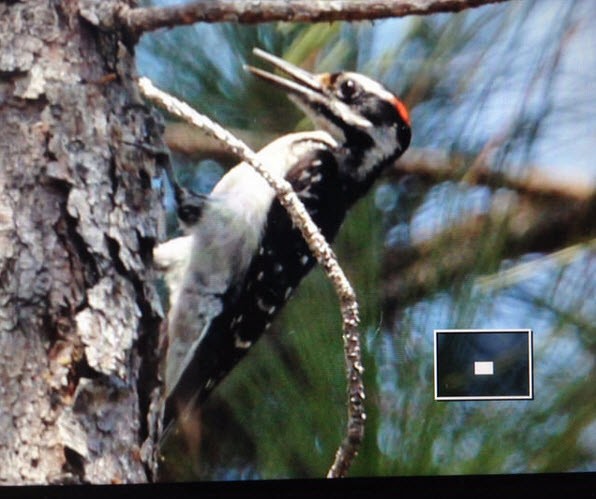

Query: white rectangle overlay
[433,328,534,401]
[474,361,494,375]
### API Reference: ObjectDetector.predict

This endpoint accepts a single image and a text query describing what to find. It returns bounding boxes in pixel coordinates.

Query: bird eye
[337,78,359,101]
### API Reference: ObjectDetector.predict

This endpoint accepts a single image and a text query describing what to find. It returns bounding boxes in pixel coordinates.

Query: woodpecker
[155,48,411,431]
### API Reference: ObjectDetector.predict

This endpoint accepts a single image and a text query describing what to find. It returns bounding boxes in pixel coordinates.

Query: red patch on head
[392,97,411,126]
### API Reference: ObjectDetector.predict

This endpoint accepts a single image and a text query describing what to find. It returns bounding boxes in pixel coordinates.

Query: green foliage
[143,0,596,481]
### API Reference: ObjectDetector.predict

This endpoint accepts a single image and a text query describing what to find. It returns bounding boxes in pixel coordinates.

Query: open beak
[245,48,327,104]
[245,48,373,133]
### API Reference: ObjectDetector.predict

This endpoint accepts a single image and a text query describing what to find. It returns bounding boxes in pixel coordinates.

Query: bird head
[246,48,411,182]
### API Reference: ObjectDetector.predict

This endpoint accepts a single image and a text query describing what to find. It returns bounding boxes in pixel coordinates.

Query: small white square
[474,361,494,375]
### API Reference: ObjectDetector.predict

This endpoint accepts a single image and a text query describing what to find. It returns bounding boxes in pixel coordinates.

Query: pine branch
[162,120,593,202]
[119,0,509,39]
[393,148,595,202]
[475,239,596,292]
[382,189,595,317]
[138,77,365,478]
[163,121,275,166]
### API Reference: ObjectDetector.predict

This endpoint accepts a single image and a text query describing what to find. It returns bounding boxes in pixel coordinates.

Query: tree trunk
[0,0,163,484]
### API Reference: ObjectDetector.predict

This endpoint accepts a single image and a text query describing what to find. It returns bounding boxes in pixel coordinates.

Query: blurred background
[137,0,595,480]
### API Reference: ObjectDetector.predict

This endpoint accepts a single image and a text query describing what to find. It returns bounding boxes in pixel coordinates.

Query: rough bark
[0,0,163,484]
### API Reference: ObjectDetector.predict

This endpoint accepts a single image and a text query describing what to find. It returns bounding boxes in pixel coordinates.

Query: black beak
[245,48,327,104]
